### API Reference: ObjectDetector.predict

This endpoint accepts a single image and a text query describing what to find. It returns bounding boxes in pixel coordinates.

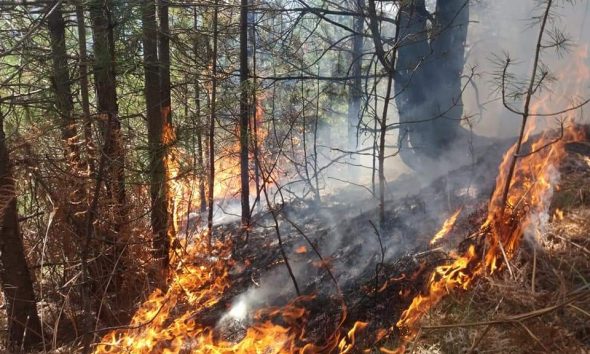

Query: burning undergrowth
[397,138,590,353]
[93,124,589,353]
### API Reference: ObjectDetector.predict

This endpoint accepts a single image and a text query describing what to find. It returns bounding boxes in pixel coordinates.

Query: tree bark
[207,0,219,239]
[194,19,207,214]
[196,92,207,214]
[48,1,76,146]
[143,0,171,271]
[249,7,261,213]
[347,0,364,180]
[48,0,88,221]
[0,111,43,350]
[366,0,399,227]
[75,2,95,174]
[159,0,172,125]
[239,0,251,226]
[191,10,208,214]
[48,1,96,336]
[395,0,469,169]
[88,0,127,292]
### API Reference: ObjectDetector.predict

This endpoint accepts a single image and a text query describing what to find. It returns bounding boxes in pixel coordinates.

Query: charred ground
[151,126,590,352]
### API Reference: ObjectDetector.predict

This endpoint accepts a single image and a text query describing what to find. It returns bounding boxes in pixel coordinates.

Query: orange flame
[94,95,371,353]
[393,125,586,351]
[295,245,308,254]
[96,40,589,354]
[429,208,462,246]
[553,208,564,221]
[160,94,273,237]
[214,93,271,200]
[338,321,368,353]
[394,124,585,351]
[391,42,589,351]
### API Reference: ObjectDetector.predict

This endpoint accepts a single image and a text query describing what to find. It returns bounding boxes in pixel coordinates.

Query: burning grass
[90,125,590,353]
[389,134,590,353]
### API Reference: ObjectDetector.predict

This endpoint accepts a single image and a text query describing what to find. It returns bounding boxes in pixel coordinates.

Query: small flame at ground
[553,208,564,221]
[295,245,308,254]
[429,208,462,246]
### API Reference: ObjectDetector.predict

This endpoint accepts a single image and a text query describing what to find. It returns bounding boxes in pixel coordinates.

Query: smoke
[216,0,590,331]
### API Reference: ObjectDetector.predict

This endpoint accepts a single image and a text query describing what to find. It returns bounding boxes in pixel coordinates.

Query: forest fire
[160,95,271,230]
[391,29,590,351]
[214,96,270,200]
[94,44,589,354]
[394,123,586,351]
[96,116,585,353]
[94,97,309,353]
[2,0,590,353]
[94,113,374,352]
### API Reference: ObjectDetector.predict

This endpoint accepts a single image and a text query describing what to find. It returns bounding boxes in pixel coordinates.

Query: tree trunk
[192,10,207,214]
[378,72,393,227]
[143,0,171,271]
[366,0,400,227]
[249,7,261,212]
[48,1,96,336]
[158,0,175,266]
[395,0,469,169]
[347,0,364,180]
[48,1,76,147]
[0,111,43,350]
[196,103,207,214]
[207,0,219,239]
[159,0,172,125]
[88,0,127,292]
[75,2,95,174]
[48,0,91,220]
[239,0,251,226]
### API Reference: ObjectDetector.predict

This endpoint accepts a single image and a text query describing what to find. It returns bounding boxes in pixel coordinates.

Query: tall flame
[392,43,589,351]
[393,124,585,352]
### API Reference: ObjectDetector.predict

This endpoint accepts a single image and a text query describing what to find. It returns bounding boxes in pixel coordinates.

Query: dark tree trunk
[48,1,96,335]
[239,0,251,226]
[88,0,127,293]
[378,73,394,227]
[207,0,219,239]
[249,8,261,212]
[48,1,76,145]
[159,0,172,124]
[395,0,470,169]
[347,0,364,180]
[48,0,88,217]
[193,10,207,214]
[143,0,171,271]
[195,85,207,211]
[367,0,400,227]
[0,111,43,351]
[75,2,95,174]
[88,0,125,213]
